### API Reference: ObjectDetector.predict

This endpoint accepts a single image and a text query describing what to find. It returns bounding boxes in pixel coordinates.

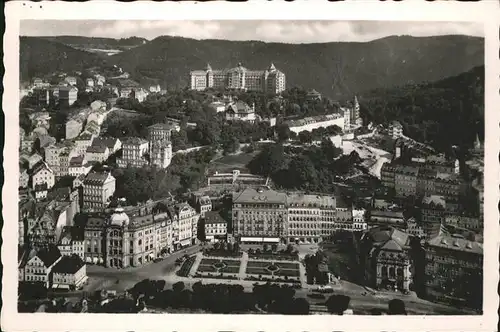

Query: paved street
[79,243,476,314]
[84,244,202,293]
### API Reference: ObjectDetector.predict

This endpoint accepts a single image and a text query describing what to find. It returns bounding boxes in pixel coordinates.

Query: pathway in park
[188,252,204,277]
[238,252,249,280]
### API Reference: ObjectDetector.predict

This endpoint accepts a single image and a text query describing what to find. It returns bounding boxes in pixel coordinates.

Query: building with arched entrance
[361,226,413,292]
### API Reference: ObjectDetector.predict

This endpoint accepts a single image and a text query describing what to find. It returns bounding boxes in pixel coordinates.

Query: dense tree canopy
[360,66,484,153]
[247,141,357,192]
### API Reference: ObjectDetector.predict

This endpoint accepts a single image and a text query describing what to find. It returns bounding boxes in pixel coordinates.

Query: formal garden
[245,260,301,284]
[194,258,241,280]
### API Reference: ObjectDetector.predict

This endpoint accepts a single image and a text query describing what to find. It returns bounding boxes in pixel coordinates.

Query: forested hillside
[110,34,483,98]
[359,65,484,152]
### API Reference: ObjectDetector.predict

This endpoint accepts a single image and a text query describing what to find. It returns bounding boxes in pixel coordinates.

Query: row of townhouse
[117,123,173,169]
[73,199,199,268]
[18,245,87,290]
[231,188,367,245]
[380,161,464,200]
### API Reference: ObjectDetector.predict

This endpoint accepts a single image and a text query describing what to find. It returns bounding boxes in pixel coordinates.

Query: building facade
[233,188,288,243]
[148,124,173,169]
[116,137,149,168]
[190,63,286,94]
[425,234,483,308]
[82,172,116,212]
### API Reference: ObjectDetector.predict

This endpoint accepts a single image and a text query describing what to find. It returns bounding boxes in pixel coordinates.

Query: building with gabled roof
[32,161,55,191]
[86,145,110,163]
[92,137,122,154]
[225,101,256,122]
[19,245,62,287]
[51,254,87,290]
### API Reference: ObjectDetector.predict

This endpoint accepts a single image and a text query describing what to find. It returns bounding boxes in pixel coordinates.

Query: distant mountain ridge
[38,35,148,50]
[20,34,483,99]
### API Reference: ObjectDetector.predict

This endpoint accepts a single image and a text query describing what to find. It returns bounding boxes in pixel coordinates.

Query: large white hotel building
[190,63,286,94]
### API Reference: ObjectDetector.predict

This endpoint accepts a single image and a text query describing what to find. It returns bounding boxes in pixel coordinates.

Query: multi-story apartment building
[59,86,78,106]
[57,226,85,260]
[51,255,87,290]
[381,158,462,201]
[421,195,447,240]
[19,169,29,189]
[18,245,62,288]
[81,199,197,268]
[32,162,55,191]
[85,145,110,163]
[175,203,200,247]
[92,137,122,154]
[190,63,286,94]
[116,137,149,168]
[74,133,95,155]
[68,155,92,177]
[233,188,288,243]
[394,165,419,197]
[83,216,106,264]
[287,193,337,244]
[204,211,227,242]
[389,120,403,139]
[148,124,173,169]
[424,233,483,308]
[444,214,482,234]
[196,195,212,218]
[82,172,116,212]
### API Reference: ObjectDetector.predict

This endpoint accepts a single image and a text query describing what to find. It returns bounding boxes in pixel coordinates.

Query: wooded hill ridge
[20,34,483,99]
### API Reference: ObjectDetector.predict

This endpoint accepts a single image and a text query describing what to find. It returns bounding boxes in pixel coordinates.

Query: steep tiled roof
[92,137,118,149]
[36,245,62,268]
[204,211,227,225]
[86,145,107,154]
[51,255,85,274]
[83,172,113,186]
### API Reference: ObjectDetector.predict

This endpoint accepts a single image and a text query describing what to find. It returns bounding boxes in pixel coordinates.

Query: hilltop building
[190,63,286,94]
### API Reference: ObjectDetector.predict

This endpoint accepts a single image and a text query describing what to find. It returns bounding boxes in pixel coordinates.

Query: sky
[20,20,483,43]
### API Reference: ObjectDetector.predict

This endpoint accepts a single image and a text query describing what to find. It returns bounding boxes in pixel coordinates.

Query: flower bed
[199,258,221,265]
[204,250,243,258]
[275,269,300,277]
[176,256,196,277]
[194,272,238,280]
[246,267,273,276]
[276,262,300,270]
[248,254,298,261]
[244,276,301,284]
